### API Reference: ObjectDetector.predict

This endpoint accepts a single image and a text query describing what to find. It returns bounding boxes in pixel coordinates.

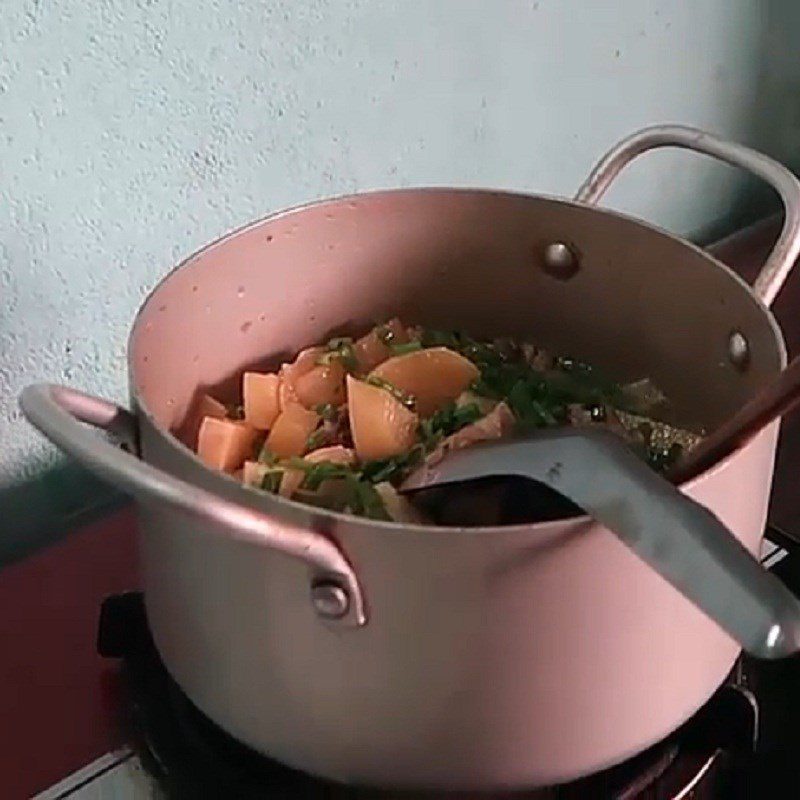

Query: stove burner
[97,526,800,799]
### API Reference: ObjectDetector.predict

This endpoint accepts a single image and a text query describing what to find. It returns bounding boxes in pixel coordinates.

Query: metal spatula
[400,427,800,659]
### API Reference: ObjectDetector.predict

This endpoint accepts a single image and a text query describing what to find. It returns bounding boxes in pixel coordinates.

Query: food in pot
[193,320,702,522]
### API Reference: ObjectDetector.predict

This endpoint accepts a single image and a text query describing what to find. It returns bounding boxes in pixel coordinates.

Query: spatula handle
[405,428,800,659]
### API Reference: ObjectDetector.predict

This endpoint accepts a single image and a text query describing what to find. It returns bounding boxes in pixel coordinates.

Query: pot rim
[127,186,787,538]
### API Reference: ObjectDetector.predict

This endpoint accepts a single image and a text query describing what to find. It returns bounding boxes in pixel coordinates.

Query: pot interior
[129,190,784,447]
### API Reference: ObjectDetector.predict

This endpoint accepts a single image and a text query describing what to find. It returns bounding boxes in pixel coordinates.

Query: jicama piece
[369,347,479,416]
[347,375,418,461]
[353,318,410,373]
[242,460,271,486]
[294,361,346,408]
[278,346,325,410]
[243,372,281,430]
[266,403,320,459]
[197,417,258,472]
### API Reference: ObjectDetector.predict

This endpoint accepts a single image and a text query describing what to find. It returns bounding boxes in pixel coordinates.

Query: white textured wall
[1,0,798,487]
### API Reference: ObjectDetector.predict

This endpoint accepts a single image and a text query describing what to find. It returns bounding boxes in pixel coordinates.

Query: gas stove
[14,218,799,800]
[34,525,795,800]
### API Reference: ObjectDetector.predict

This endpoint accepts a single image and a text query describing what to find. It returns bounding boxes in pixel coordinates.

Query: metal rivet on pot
[728,331,750,370]
[542,241,580,279]
[311,581,350,619]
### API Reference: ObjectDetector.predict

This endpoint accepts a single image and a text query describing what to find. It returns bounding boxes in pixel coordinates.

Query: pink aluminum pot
[20,126,800,790]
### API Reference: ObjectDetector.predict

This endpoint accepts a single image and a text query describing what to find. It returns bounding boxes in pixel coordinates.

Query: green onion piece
[314,403,338,421]
[418,401,483,448]
[260,470,283,493]
[365,376,416,410]
[306,428,328,451]
[318,337,359,372]
[344,475,390,520]
[286,458,356,491]
[257,446,278,465]
[420,329,461,350]
[390,340,423,356]
[360,445,424,484]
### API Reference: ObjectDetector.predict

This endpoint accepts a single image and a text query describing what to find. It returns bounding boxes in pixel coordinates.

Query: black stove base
[97,527,800,799]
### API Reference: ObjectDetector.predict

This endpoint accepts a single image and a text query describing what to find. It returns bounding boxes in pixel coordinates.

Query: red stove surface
[2,217,798,799]
[0,507,139,798]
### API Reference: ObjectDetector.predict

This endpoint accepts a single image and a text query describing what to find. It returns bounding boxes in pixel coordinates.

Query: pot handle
[19,383,367,628]
[575,124,800,307]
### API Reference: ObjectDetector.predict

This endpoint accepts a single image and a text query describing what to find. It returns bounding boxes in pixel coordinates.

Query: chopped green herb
[319,337,359,372]
[315,403,338,421]
[306,427,329,451]
[277,455,390,519]
[293,488,347,512]
[418,402,483,447]
[285,458,357,490]
[420,328,462,350]
[365,375,416,410]
[260,470,283,493]
[257,446,278,465]
[506,379,561,429]
[390,340,423,356]
[361,445,425,485]
[344,475,390,520]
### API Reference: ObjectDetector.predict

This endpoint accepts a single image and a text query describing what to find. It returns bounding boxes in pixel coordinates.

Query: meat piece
[566,403,645,447]
[620,378,668,414]
[425,401,516,466]
[455,391,498,416]
[521,343,554,371]
[566,403,702,454]
[616,411,702,452]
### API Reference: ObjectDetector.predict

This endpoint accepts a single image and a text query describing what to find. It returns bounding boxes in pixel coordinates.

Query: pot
[21,125,800,790]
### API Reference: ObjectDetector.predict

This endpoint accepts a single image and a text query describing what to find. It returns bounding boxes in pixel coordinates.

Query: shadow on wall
[0,461,124,567]
[753,0,800,173]
[697,0,800,246]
